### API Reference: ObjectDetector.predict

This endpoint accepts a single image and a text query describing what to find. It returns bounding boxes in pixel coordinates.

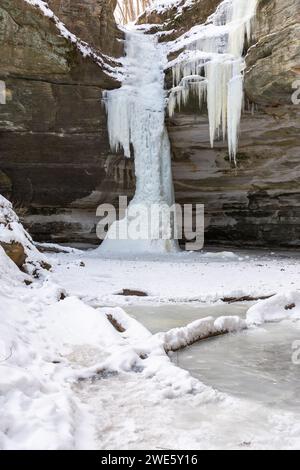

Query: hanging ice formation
[168,0,258,163]
[100,31,179,254]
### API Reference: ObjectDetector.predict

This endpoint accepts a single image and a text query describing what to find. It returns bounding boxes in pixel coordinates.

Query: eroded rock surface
[48,0,123,56]
[0,0,130,245]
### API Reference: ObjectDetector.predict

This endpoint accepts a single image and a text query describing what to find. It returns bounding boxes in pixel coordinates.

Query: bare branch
[115,0,152,23]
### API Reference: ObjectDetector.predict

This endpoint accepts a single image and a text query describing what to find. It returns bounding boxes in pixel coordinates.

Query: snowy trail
[74,347,300,450]
[100,30,178,254]
[2,245,300,449]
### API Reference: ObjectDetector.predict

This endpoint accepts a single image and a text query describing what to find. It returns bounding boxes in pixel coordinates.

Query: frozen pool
[125,302,248,334]
[176,321,300,410]
[125,304,300,411]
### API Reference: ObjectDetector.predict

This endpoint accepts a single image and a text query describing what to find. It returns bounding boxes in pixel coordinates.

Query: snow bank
[77,306,204,398]
[246,291,300,325]
[44,298,123,351]
[0,284,123,449]
[0,195,47,272]
[0,238,100,449]
[0,277,89,448]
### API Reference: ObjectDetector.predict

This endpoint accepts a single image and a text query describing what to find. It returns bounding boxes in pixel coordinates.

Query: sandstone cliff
[0,0,299,248]
[0,0,130,245]
[146,0,300,248]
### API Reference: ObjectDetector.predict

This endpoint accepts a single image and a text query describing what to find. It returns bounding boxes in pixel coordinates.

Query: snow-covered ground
[49,249,300,306]
[1,239,300,450]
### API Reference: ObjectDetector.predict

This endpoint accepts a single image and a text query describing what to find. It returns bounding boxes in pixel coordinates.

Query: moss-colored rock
[0,241,27,267]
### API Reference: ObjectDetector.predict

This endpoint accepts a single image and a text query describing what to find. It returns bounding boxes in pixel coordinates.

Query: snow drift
[246,291,300,325]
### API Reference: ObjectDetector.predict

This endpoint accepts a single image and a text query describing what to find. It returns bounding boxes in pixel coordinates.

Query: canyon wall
[0,0,130,245]
[156,0,300,248]
[0,0,299,248]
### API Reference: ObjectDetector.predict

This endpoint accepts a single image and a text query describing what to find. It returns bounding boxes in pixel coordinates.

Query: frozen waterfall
[99,0,257,253]
[168,0,258,163]
[99,31,179,254]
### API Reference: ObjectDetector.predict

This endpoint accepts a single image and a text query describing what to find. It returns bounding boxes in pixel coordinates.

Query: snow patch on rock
[23,0,121,79]
[0,195,48,272]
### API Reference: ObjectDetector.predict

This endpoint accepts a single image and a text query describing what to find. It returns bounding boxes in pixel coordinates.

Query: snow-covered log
[162,315,247,352]
[105,308,247,353]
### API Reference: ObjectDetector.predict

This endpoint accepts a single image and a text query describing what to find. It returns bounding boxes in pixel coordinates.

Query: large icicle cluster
[167,0,258,162]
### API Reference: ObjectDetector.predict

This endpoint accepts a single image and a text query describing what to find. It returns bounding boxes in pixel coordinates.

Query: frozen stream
[126,304,300,411]
[177,321,300,411]
[125,302,248,333]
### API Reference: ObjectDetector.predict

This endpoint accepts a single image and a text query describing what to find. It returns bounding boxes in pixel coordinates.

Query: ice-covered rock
[0,195,48,272]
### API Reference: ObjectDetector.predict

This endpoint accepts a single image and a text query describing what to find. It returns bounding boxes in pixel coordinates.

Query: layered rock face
[48,0,123,56]
[0,0,299,248]
[159,0,300,248]
[0,0,131,245]
[0,0,202,249]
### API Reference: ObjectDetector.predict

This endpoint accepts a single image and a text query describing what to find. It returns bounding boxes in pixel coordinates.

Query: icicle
[103,89,132,158]
[228,0,258,56]
[168,76,207,119]
[227,73,243,164]
[167,0,258,161]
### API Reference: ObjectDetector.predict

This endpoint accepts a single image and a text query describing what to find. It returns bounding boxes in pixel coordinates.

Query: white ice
[100,31,178,254]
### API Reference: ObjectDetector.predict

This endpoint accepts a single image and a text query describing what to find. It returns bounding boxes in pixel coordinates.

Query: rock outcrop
[0,194,47,270]
[48,0,123,56]
[156,0,300,248]
[0,0,130,245]
[138,0,220,41]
